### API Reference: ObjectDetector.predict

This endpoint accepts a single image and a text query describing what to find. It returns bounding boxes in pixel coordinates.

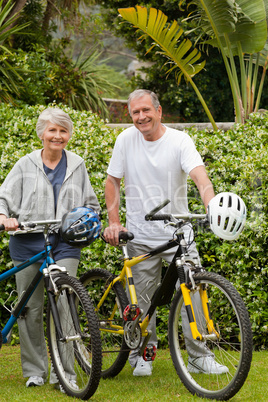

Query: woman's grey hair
[36,108,73,139]
[127,89,160,115]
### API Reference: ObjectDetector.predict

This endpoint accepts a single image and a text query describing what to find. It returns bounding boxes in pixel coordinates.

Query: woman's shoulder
[65,149,83,161]
[64,150,86,171]
[14,149,41,167]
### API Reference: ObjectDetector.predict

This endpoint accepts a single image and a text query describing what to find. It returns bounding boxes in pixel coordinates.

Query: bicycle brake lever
[164,221,176,228]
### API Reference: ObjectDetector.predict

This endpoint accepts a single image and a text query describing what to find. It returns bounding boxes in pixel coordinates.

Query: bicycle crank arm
[139,330,152,356]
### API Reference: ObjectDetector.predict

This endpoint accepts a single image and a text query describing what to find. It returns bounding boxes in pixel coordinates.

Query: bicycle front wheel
[80,268,130,378]
[47,274,102,400]
[168,271,252,401]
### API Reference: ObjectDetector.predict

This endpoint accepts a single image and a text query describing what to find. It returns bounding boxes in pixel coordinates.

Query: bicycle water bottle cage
[143,345,157,362]
[123,304,141,321]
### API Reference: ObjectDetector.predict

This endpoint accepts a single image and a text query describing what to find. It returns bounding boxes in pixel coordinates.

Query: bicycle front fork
[177,261,219,341]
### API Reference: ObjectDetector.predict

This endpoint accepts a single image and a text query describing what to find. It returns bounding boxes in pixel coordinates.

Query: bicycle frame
[0,224,64,344]
[95,229,219,349]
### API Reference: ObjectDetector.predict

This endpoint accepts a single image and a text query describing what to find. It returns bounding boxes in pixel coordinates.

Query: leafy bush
[0,103,267,349]
[186,114,268,349]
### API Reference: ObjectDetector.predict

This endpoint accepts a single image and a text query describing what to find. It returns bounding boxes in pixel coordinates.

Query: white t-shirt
[107,125,204,246]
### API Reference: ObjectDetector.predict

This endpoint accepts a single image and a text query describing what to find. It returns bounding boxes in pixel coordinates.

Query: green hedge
[0,103,267,349]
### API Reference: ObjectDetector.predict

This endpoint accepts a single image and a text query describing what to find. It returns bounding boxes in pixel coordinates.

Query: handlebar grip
[0,224,5,232]
[101,233,107,243]
[146,214,171,221]
[145,199,170,221]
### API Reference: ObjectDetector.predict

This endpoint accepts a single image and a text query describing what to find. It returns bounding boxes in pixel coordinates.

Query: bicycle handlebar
[0,219,61,235]
[20,219,61,227]
[145,199,208,222]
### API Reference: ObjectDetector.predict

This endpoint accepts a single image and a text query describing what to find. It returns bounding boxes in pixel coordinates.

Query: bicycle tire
[46,274,102,400]
[168,271,253,401]
[80,268,130,378]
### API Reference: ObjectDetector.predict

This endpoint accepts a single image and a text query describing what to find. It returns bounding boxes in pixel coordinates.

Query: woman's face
[41,122,70,152]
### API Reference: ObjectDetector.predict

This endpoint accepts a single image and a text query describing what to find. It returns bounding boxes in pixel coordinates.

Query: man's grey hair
[127,89,160,115]
[36,108,73,139]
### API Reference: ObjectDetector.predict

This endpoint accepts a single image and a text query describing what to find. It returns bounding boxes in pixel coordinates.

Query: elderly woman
[0,108,100,389]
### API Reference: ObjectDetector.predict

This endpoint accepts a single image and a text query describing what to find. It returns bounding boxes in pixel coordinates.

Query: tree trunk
[42,0,58,34]
[3,0,27,31]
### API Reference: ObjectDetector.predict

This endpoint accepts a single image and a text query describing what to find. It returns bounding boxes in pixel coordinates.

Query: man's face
[129,95,162,141]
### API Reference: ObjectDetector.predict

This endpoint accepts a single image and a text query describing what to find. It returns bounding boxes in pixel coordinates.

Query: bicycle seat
[119,231,134,242]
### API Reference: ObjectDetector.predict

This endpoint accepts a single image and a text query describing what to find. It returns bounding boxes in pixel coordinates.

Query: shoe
[26,376,44,387]
[188,356,229,374]
[133,356,152,377]
[55,380,79,393]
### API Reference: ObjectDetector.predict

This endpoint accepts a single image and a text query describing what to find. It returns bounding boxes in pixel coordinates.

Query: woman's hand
[0,216,19,231]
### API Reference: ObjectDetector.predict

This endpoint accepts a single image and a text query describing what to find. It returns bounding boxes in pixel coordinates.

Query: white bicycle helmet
[208,192,247,240]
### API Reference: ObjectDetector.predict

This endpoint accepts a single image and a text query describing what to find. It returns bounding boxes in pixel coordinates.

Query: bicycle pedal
[143,345,156,362]
[123,304,141,321]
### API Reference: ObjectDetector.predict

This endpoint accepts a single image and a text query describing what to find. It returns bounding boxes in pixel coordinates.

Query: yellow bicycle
[80,199,252,400]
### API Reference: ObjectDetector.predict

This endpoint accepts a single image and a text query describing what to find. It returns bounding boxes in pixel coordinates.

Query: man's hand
[103,223,128,247]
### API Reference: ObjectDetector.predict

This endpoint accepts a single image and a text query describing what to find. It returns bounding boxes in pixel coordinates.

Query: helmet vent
[223,217,229,230]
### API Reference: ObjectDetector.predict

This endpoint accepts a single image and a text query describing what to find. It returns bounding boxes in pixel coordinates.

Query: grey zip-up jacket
[0,149,100,222]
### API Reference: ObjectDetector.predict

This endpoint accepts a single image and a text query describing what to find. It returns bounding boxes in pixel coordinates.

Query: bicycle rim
[168,271,253,400]
[47,274,102,400]
[80,268,130,378]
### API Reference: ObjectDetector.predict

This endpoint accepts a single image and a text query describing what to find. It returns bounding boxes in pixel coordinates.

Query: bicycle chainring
[124,321,142,349]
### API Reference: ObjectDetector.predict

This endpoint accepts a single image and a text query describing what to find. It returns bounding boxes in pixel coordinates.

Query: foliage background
[0,104,267,349]
[94,0,268,123]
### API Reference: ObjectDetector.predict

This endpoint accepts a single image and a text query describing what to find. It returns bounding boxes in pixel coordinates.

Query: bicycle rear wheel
[80,268,130,378]
[168,271,252,401]
[47,274,102,400]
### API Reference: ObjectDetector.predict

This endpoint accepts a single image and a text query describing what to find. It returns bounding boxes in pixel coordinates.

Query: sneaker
[26,376,44,387]
[55,380,79,393]
[188,356,229,374]
[133,356,152,377]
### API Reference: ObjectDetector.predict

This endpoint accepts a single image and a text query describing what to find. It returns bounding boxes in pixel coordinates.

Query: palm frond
[118,6,217,130]
[118,6,206,84]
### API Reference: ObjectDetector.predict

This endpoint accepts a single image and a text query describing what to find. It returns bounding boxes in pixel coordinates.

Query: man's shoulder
[120,125,137,135]
[165,126,191,143]
[116,125,138,142]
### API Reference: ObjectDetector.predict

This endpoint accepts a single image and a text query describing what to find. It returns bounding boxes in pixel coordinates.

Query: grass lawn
[0,345,267,401]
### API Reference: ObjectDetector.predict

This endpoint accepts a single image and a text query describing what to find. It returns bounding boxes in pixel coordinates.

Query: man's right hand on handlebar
[103,222,128,247]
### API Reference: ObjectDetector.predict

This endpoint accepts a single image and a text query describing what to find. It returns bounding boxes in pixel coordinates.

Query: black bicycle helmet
[61,207,102,248]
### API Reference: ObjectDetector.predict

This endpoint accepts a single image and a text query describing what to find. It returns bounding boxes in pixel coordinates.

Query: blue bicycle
[0,219,102,400]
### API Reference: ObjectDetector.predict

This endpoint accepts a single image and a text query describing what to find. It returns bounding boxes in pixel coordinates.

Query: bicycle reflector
[208,192,247,240]
[60,207,102,248]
